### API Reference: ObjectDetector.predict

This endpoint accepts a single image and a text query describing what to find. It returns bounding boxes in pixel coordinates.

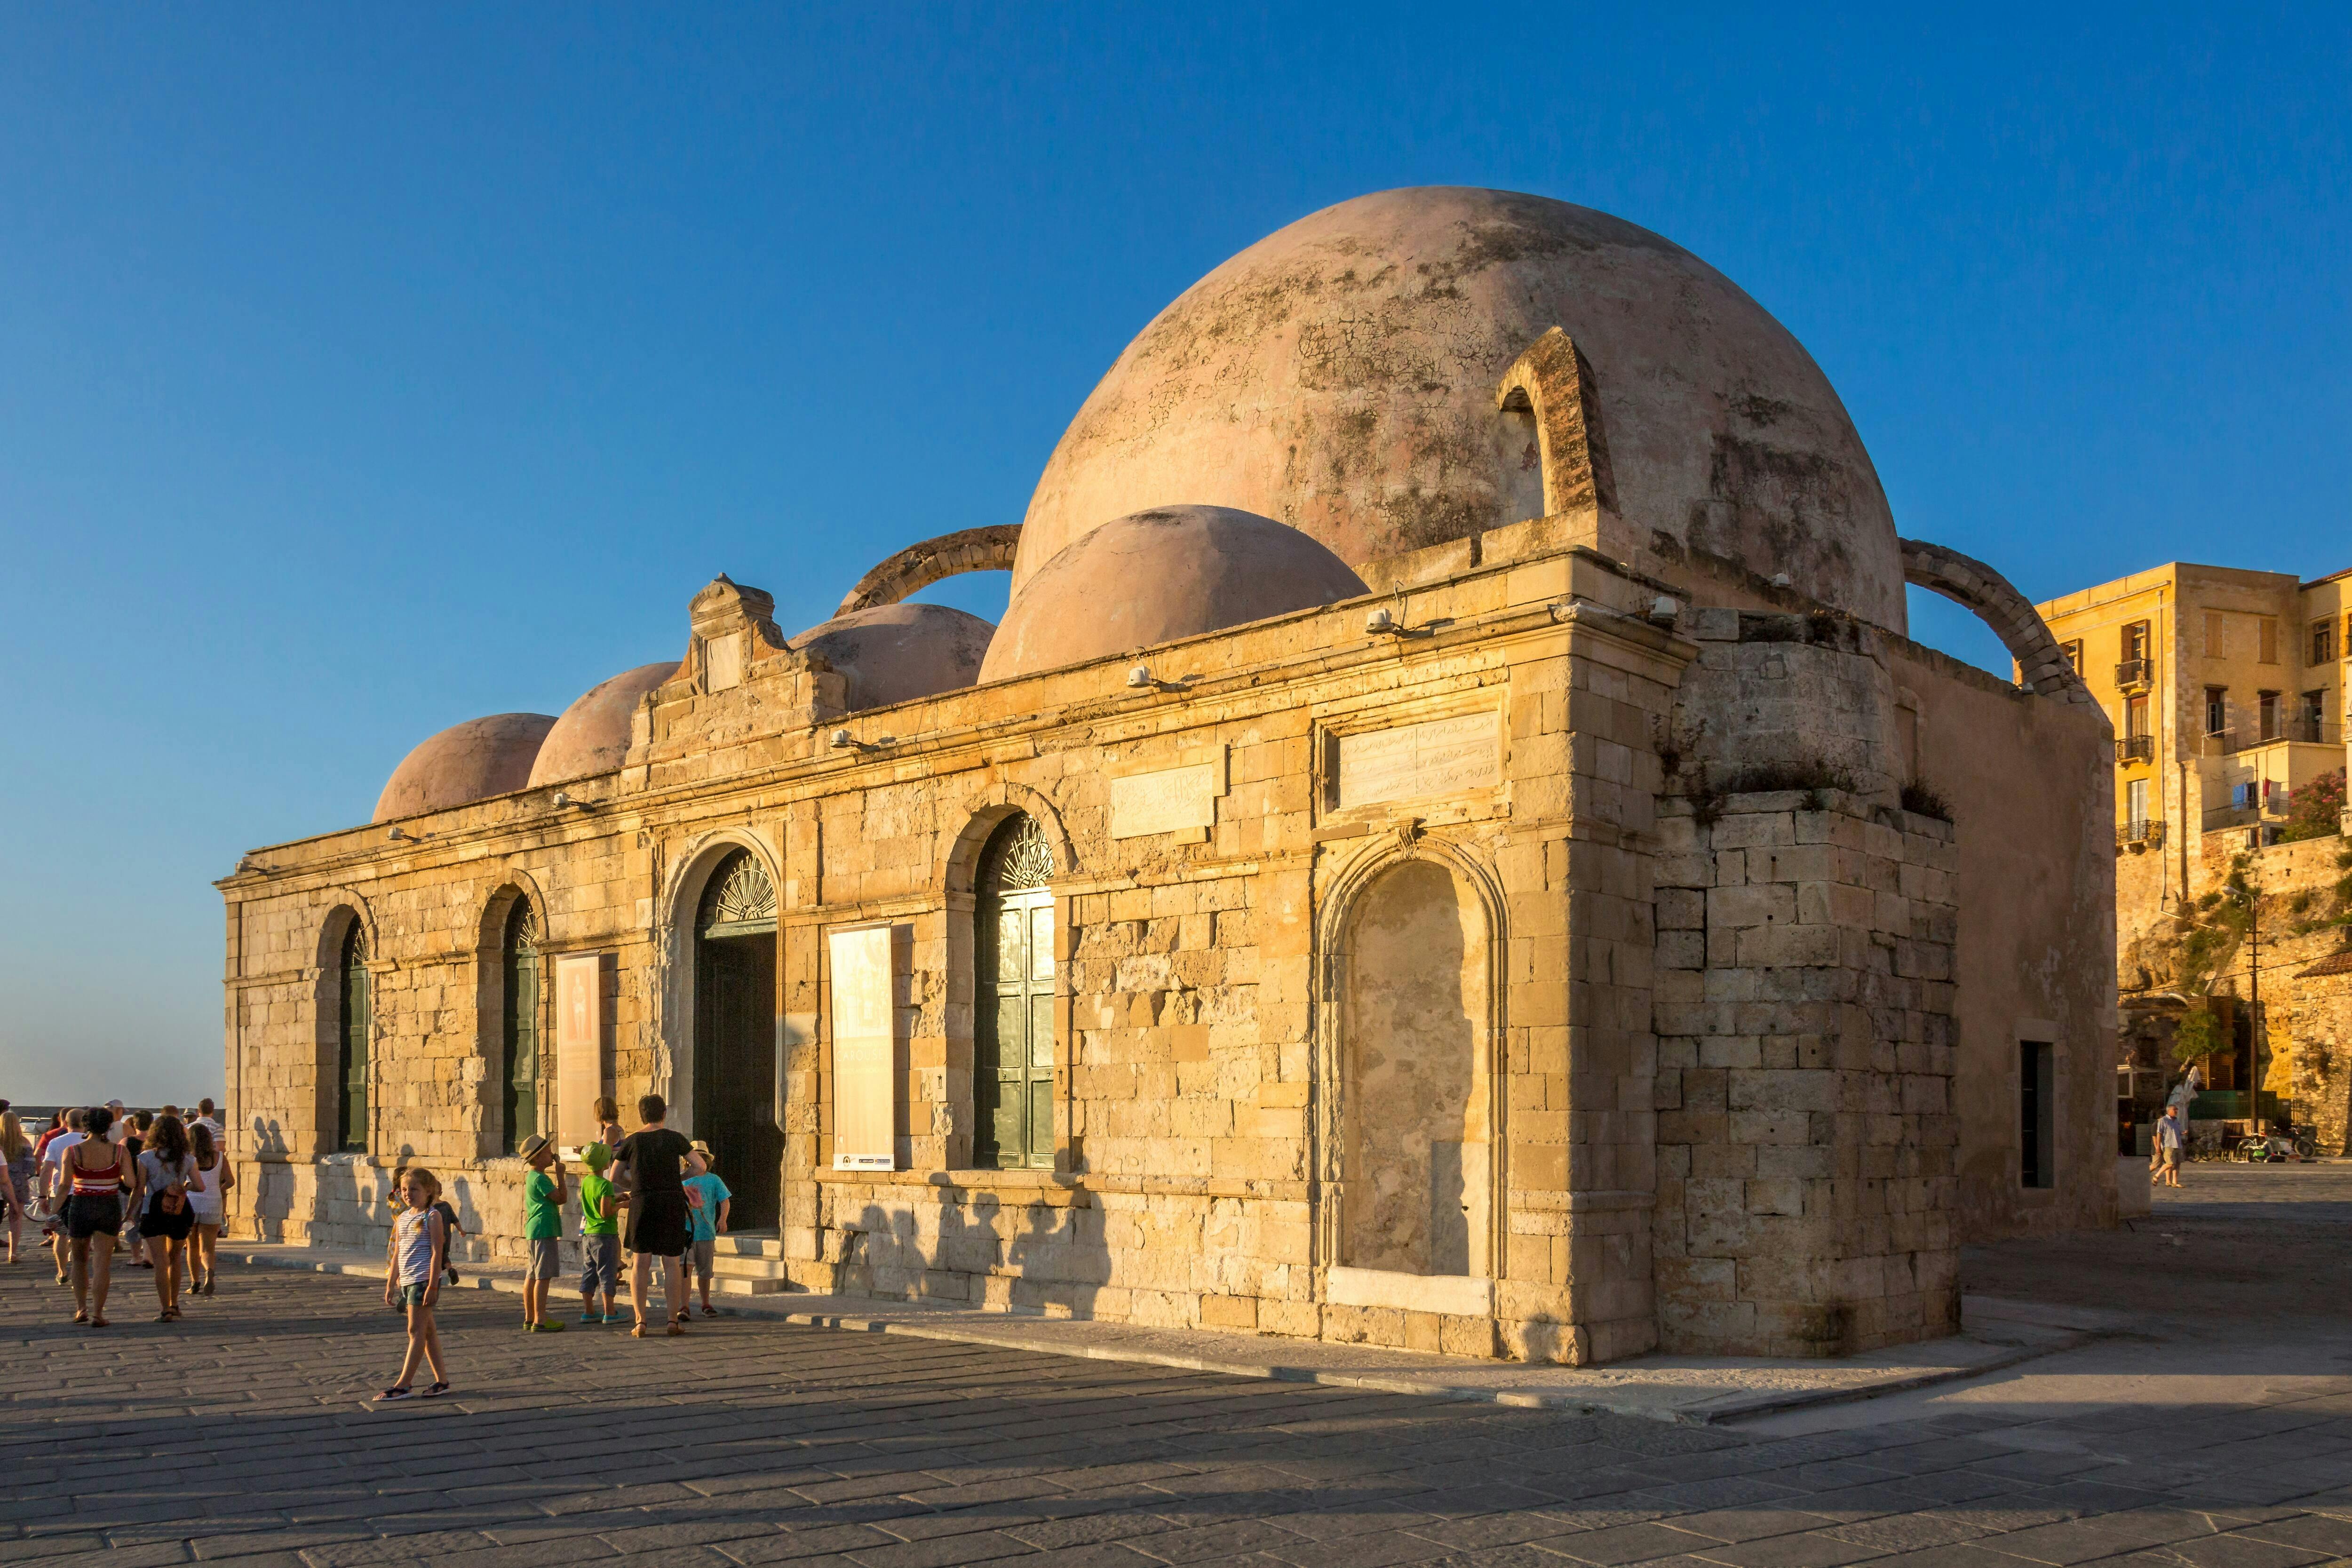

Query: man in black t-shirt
[614,1094,693,1337]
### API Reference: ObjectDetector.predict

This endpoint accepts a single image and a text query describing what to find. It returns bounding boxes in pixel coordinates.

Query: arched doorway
[1341,858,1492,1277]
[500,900,540,1154]
[336,922,371,1154]
[975,813,1055,1169]
[694,849,780,1229]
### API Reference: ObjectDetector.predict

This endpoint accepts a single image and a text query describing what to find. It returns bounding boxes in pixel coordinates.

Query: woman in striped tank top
[60,1105,128,1326]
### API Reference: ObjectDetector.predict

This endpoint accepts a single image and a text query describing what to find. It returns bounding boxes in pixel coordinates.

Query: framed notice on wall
[555,954,603,1152]
[829,924,897,1171]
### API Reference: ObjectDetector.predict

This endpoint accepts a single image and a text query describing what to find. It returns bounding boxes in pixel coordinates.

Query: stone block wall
[1650,790,1960,1356]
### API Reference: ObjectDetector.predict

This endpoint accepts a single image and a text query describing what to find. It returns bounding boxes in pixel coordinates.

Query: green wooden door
[337,924,370,1153]
[694,851,782,1229]
[501,901,540,1154]
[976,815,1055,1170]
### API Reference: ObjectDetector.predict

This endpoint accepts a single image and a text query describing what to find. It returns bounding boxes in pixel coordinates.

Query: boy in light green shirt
[519,1135,566,1332]
[576,1142,622,1324]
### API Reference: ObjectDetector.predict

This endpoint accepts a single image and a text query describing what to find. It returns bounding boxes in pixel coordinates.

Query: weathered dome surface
[979,506,1368,683]
[1021,186,1905,629]
[791,602,995,711]
[373,713,557,824]
[526,662,679,788]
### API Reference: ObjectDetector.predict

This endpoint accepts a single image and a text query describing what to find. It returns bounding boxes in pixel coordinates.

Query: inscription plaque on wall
[1111,762,1220,839]
[829,924,897,1171]
[554,954,603,1151]
[1335,711,1501,809]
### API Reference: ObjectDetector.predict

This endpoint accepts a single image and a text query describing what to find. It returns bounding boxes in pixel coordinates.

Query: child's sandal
[374,1385,414,1402]
[421,1382,451,1398]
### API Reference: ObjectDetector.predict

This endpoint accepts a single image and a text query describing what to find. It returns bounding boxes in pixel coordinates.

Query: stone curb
[222,1247,2090,1425]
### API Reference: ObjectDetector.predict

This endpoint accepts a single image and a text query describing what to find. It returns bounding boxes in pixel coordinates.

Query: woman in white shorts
[186,1122,232,1294]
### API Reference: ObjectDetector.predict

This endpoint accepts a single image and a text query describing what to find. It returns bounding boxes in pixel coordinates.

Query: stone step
[711,1254,791,1280]
[714,1233,787,1259]
[714,1274,790,1295]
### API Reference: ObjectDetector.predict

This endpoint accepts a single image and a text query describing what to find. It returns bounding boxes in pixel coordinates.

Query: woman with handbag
[134,1114,198,1322]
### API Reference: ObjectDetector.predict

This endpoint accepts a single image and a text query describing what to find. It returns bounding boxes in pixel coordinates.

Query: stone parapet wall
[1650,790,1960,1356]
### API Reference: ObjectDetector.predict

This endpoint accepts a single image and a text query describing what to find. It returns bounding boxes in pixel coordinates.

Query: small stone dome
[791,602,995,710]
[978,505,1368,683]
[526,662,679,788]
[1021,186,1905,629]
[373,713,557,824]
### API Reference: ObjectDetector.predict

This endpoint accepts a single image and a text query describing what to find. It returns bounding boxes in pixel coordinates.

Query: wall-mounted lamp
[549,790,590,811]
[1365,606,1433,638]
[1647,595,1681,627]
[1126,665,1195,692]
[828,729,895,753]
[387,826,420,843]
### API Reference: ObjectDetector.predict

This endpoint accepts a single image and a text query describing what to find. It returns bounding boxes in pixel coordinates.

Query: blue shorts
[394,1282,432,1308]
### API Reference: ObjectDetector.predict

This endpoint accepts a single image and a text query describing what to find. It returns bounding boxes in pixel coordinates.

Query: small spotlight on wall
[1126,665,1195,693]
[387,827,409,843]
[1364,607,1396,634]
[1647,596,1681,627]
[1127,665,1153,689]
[550,790,590,810]
[829,729,894,753]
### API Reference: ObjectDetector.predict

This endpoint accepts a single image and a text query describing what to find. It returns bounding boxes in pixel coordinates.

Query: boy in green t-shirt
[518,1135,567,1332]
[576,1142,622,1325]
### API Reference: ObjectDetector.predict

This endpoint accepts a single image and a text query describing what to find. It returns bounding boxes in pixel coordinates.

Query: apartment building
[2039,564,2347,878]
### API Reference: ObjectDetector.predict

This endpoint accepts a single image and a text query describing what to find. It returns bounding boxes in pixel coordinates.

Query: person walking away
[614,1094,692,1337]
[61,1106,128,1326]
[517,1135,567,1332]
[592,1097,627,1156]
[2155,1103,2187,1188]
[191,1099,222,1145]
[1,1113,33,1264]
[576,1142,621,1325]
[379,1168,451,1400]
[135,1114,197,1322]
[39,1109,87,1284]
[683,1143,731,1319]
[186,1122,232,1294]
[120,1112,153,1270]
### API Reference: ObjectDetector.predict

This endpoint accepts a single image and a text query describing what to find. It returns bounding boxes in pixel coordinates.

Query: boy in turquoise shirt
[518,1135,566,1332]
[683,1143,731,1318]
[576,1142,621,1324]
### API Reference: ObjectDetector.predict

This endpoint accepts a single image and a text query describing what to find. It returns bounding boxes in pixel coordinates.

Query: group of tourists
[373,1092,731,1402]
[1,1098,233,1328]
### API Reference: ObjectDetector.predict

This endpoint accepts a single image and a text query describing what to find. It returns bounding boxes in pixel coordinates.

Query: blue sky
[2,6,2345,1101]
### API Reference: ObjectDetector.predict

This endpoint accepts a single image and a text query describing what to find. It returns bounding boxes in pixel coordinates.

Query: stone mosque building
[221,188,2117,1364]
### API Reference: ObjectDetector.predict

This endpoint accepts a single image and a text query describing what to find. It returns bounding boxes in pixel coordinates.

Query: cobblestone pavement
[8,1249,2352,1568]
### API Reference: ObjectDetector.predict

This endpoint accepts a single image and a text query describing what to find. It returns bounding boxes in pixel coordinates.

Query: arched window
[975,813,1055,1169]
[501,900,540,1154]
[336,922,371,1154]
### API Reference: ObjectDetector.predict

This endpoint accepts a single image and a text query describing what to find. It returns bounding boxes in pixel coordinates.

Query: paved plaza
[6,1168,2352,1568]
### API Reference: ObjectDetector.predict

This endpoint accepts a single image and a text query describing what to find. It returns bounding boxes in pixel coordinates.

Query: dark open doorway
[693,849,781,1230]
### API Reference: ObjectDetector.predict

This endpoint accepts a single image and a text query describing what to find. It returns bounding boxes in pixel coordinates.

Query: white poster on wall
[829,924,897,1171]
[555,954,603,1153]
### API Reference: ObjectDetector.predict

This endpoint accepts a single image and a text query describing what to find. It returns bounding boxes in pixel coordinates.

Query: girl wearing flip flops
[378,1167,453,1401]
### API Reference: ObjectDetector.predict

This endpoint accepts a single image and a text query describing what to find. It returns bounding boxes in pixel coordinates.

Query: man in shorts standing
[517,1135,567,1332]
[2155,1103,2187,1188]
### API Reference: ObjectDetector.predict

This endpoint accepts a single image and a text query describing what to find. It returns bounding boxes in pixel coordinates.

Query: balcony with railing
[2207,717,2339,755]
[2116,818,2166,848]
[2114,658,2152,690]
[2114,735,2154,764]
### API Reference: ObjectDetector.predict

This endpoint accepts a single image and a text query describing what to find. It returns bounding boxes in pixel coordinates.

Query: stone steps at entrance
[710,1231,790,1293]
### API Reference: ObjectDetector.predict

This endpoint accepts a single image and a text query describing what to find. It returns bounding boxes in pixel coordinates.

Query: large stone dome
[980,505,1368,683]
[790,602,995,710]
[527,662,679,788]
[373,713,557,824]
[1020,186,1905,629]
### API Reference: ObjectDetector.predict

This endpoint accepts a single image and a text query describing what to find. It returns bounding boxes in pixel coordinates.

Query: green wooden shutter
[502,902,539,1154]
[975,816,1056,1170]
[339,925,370,1154]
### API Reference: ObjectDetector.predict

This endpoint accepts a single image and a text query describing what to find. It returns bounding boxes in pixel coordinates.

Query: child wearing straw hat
[517,1135,567,1332]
